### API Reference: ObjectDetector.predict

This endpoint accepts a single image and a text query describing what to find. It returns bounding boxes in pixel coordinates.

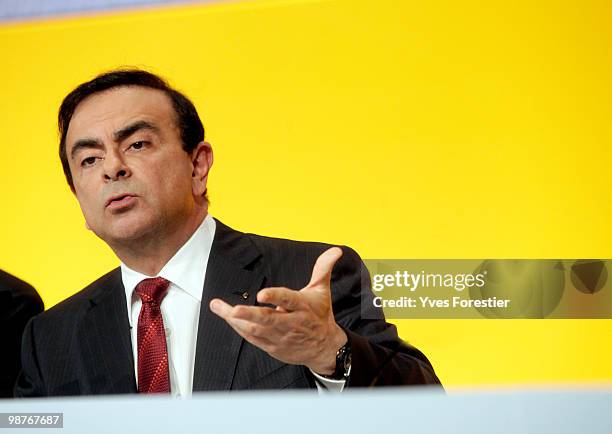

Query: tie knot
[135,277,170,305]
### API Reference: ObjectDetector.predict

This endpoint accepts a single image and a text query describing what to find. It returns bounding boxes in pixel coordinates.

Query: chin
[98,219,157,244]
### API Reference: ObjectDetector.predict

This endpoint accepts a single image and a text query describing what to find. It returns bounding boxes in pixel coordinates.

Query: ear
[191,141,214,197]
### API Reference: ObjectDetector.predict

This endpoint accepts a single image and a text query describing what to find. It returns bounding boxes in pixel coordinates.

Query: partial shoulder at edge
[35,268,122,321]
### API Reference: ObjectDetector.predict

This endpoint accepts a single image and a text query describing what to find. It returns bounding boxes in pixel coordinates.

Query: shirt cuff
[310,369,346,393]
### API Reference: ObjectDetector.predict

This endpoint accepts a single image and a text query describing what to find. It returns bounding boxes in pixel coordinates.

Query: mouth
[105,194,137,211]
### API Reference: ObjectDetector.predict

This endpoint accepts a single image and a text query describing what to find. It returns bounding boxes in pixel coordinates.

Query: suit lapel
[77,270,136,394]
[192,219,265,391]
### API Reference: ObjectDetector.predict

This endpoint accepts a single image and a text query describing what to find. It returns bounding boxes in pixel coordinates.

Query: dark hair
[58,68,205,190]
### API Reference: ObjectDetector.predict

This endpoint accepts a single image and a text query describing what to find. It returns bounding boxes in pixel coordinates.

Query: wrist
[310,325,348,376]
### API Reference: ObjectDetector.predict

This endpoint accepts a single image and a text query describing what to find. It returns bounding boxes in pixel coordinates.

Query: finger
[257,287,303,311]
[231,305,279,326]
[242,333,277,352]
[224,317,277,349]
[210,300,281,351]
[307,247,343,289]
[209,298,234,319]
[226,316,268,339]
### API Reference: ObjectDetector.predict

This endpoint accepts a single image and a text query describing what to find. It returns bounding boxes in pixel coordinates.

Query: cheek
[159,166,193,193]
[132,155,194,205]
[74,185,102,220]
[136,173,175,209]
[77,196,96,219]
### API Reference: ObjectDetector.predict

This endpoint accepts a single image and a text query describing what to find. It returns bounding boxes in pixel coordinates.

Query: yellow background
[0,0,610,388]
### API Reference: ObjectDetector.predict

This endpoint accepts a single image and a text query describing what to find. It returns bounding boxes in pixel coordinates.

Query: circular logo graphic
[470,260,565,318]
[570,260,607,294]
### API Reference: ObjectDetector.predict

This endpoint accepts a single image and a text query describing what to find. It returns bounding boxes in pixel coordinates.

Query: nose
[103,149,131,182]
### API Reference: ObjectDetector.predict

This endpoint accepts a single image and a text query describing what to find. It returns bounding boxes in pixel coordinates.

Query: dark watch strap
[322,341,352,380]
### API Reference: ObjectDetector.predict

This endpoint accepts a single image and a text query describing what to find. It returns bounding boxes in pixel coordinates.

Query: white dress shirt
[121,214,345,396]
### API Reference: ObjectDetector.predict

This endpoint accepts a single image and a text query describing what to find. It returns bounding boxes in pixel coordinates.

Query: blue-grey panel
[0,0,222,22]
[0,389,611,434]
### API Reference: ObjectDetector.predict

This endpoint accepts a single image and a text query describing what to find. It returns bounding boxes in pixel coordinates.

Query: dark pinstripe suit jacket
[15,219,440,396]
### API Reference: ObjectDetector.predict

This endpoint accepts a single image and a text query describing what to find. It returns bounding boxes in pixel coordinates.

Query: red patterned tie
[135,277,171,394]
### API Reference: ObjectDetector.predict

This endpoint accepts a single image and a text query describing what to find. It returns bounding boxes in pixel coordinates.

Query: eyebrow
[70,138,104,160]
[70,120,160,160]
[113,120,160,143]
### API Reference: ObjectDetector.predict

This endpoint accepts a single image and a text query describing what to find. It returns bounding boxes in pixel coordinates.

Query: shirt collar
[121,214,216,315]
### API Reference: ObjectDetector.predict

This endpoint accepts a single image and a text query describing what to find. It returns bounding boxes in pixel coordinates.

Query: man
[0,269,43,397]
[15,69,440,397]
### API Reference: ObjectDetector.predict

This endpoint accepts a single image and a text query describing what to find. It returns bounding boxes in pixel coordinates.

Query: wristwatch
[323,341,352,380]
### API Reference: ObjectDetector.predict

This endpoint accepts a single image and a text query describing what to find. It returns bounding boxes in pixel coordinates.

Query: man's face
[65,86,200,246]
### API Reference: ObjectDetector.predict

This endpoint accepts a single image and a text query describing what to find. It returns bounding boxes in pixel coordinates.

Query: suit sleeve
[14,317,47,397]
[331,246,442,388]
[0,271,43,397]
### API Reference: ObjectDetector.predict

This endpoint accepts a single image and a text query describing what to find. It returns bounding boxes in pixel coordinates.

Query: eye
[129,141,147,151]
[81,156,98,167]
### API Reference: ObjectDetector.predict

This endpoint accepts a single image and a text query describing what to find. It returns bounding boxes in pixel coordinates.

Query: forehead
[66,86,176,147]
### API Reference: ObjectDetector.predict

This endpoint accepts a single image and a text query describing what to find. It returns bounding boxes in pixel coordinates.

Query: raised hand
[209,247,347,375]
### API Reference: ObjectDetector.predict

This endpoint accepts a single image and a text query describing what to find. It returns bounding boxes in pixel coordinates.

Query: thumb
[307,247,343,290]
